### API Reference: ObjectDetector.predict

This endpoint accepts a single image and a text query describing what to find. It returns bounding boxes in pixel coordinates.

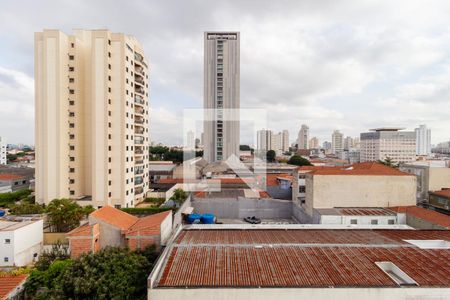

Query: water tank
[187,213,202,224]
[0,210,5,217]
[201,214,215,224]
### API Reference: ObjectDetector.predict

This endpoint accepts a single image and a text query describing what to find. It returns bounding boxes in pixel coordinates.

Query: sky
[1,0,450,147]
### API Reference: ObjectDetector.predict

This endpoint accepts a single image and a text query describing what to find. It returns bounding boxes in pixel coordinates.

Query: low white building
[0,218,43,267]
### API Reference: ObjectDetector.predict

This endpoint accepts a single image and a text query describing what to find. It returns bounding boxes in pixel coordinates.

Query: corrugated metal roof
[156,229,450,288]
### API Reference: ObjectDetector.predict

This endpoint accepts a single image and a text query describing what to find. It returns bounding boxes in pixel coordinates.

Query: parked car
[244,216,261,224]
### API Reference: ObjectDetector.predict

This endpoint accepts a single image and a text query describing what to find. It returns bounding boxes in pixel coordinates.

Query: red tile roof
[0,174,23,181]
[389,206,450,229]
[126,210,171,235]
[298,162,412,176]
[0,274,28,300]
[157,229,450,288]
[66,223,98,237]
[90,206,138,230]
[430,188,450,198]
[266,173,292,187]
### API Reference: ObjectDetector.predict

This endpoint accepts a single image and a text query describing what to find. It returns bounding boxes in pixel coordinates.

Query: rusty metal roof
[156,229,450,288]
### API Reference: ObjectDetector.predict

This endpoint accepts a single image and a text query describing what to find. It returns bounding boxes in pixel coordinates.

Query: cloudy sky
[1,0,450,147]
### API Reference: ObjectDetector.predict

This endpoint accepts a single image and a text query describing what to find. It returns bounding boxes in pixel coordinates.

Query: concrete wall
[406,214,448,230]
[429,168,450,191]
[172,194,191,231]
[148,287,449,300]
[89,216,124,248]
[304,175,416,217]
[192,197,292,219]
[43,232,68,245]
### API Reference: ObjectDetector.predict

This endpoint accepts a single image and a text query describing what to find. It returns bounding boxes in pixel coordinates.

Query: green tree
[288,155,313,166]
[45,199,94,232]
[266,150,276,162]
[8,201,44,215]
[35,242,70,271]
[0,189,33,207]
[170,188,188,206]
[7,154,18,162]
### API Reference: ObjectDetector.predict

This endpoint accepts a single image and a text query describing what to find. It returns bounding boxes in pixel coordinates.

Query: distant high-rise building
[281,130,289,152]
[331,130,344,154]
[360,128,416,163]
[296,124,309,149]
[415,124,431,156]
[203,32,240,163]
[35,29,150,208]
[0,137,6,165]
[344,136,354,150]
[309,137,320,149]
[257,129,272,153]
[323,141,332,150]
[186,130,195,150]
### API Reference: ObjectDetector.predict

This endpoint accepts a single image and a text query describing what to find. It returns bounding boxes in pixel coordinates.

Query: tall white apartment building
[0,137,6,165]
[296,124,309,149]
[35,29,150,208]
[203,32,240,163]
[257,129,272,153]
[415,124,431,156]
[281,130,289,152]
[331,130,344,154]
[360,128,416,163]
[309,137,319,149]
[344,136,354,150]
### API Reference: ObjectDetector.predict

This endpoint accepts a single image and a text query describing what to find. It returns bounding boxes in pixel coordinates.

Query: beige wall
[304,175,416,216]
[429,168,450,191]
[35,29,150,208]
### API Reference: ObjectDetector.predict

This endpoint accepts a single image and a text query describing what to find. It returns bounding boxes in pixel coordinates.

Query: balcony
[135,137,144,145]
[135,127,144,135]
[134,187,144,195]
[135,95,145,105]
[135,168,144,175]
[135,86,145,95]
[135,76,145,86]
[135,159,144,165]
[135,118,144,124]
[135,107,144,116]
[134,52,147,68]
[135,176,144,185]
[135,148,144,155]
[135,65,145,76]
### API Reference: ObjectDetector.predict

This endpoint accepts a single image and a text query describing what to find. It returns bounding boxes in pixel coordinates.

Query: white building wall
[0,220,43,267]
[0,137,6,165]
[415,125,431,156]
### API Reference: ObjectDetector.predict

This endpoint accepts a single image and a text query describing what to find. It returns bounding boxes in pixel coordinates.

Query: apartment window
[108,87,111,93]
[69,100,74,106]
[69,168,75,173]
[69,67,74,72]
[69,112,75,117]
[69,89,74,94]
[108,157,111,163]
[108,180,112,186]
[108,192,111,197]
[114,205,121,209]
[70,157,75,161]
[70,191,75,195]
[69,55,74,60]
[108,134,111,139]
[70,179,75,184]
[108,146,111,151]
[69,123,75,128]
[388,220,395,225]
[371,220,379,225]
[108,111,111,116]
[71,43,74,48]
[4,257,8,262]
[126,190,129,195]
[108,169,111,174]
[126,67,129,73]
[108,99,111,105]
[108,52,111,58]
[350,219,358,225]
[108,122,111,128]
[108,75,111,81]
[69,78,74,83]
[70,145,75,150]
[108,39,111,45]
[126,90,129,95]
[108,64,111,70]
[69,134,75,139]
[5,239,10,244]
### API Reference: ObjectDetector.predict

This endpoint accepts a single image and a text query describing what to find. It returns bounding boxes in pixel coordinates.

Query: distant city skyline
[1,1,450,146]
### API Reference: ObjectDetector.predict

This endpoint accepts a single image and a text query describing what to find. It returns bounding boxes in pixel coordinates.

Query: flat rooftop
[153,227,450,288]
[316,207,397,216]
